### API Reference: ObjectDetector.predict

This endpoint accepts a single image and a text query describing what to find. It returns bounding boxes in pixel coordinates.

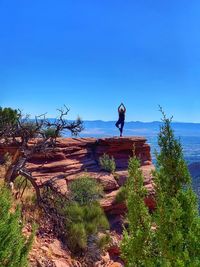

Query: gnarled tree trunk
[5,149,22,182]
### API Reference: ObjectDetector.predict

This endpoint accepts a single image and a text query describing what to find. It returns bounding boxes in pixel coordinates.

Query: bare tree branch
[0,105,84,203]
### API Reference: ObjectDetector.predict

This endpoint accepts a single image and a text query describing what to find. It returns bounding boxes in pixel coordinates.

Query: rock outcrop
[0,136,155,267]
[26,137,151,179]
[0,137,155,212]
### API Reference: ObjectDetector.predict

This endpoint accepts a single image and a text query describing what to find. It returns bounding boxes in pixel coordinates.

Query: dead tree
[0,106,83,203]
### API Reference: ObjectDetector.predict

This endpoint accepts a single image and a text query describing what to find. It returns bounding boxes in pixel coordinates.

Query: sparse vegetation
[64,202,109,252]
[65,177,109,252]
[11,175,40,223]
[43,127,61,138]
[99,153,116,173]
[43,176,109,254]
[69,176,104,205]
[14,175,32,191]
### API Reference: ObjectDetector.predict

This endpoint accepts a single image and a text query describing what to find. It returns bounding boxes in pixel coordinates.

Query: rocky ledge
[26,136,155,212]
[0,137,155,213]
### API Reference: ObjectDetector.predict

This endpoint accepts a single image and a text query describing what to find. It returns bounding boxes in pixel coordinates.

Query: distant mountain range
[46,119,200,137]
[47,119,200,164]
[79,120,200,137]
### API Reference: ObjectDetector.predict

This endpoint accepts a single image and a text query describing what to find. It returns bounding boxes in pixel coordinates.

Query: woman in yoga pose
[115,103,126,137]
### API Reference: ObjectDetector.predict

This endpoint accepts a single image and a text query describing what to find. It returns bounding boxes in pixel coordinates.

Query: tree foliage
[153,108,200,266]
[121,108,200,267]
[115,185,127,204]
[121,157,155,267]
[0,186,35,267]
[43,127,61,138]
[0,107,19,135]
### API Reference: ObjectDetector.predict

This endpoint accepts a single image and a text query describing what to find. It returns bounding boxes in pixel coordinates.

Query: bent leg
[120,121,124,137]
[115,119,120,128]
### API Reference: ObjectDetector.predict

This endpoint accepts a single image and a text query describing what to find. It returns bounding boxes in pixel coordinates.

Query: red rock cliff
[0,136,155,212]
[27,137,151,177]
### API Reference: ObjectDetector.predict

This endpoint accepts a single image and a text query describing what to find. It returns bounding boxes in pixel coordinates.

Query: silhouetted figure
[115,103,126,137]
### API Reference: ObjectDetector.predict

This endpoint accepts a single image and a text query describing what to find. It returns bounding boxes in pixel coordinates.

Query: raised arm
[121,103,126,112]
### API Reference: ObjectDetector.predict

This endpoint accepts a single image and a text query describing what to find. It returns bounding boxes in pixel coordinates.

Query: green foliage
[43,127,61,138]
[99,153,116,173]
[121,109,200,266]
[69,176,103,205]
[0,107,19,131]
[14,176,32,190]
[153,109,200,266]
[115,186,127,203]
[0,186,35,267]
[64,202,109,252]
[96,233,111,250]
[46,177,109,253]
[192,175,200,212]
[0,107,39,138]
[120,157,155,267]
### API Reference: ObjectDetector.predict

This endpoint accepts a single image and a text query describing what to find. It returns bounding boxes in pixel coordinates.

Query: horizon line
[46,118,200,124]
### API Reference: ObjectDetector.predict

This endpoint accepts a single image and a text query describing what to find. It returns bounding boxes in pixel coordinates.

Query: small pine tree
[99,153,116,173]
[121,157,155,267]
[153,109,200,266]
[48,177,109,253]
[121,109,200,267]
[0,186,35,267]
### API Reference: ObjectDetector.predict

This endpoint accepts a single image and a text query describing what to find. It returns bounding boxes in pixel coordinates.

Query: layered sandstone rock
[0,137,155,212]
[25,137,151,180]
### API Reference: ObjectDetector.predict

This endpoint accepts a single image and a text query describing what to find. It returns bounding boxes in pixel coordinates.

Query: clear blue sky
[1,0,200,122]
